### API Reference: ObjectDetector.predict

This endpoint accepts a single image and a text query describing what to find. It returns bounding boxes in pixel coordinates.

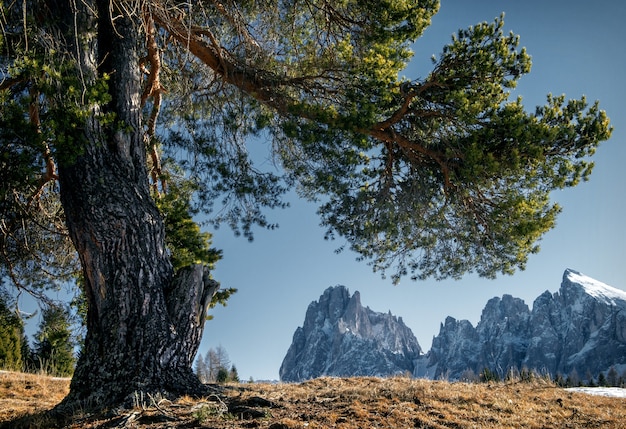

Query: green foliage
[216,366,229,383]
[0,0,110,295]
[0,83,77,293]
[154,161,236,311]
[213,365,239,383]
[155,166,222,272]
[33,304,75,377]
[157,0,440,238]
[0,291,25,370]
[280,14,611,282]
[480,367,500,383]
[229,365,240,383]
[0,0,614,300]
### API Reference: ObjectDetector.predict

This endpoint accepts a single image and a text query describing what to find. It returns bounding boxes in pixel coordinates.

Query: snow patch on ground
[565,387,626,398]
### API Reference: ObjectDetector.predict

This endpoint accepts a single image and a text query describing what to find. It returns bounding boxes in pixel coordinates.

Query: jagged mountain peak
[280,286,422,382]
[478,295,529,325]
[563,269,626,307]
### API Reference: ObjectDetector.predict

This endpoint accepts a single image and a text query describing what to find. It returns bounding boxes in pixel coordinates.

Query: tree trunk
[53,0,217,408]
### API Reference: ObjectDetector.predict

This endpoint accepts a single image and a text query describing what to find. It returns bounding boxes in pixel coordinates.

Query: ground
[1,370,626,428]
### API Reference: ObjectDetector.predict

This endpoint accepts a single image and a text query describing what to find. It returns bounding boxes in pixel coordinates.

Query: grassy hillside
[1,370,625,428]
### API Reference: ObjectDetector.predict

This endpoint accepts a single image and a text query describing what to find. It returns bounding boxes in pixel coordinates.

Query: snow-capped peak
[565,269,626,306]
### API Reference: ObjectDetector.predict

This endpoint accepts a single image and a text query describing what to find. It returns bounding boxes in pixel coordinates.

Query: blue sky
[200,0,626,381]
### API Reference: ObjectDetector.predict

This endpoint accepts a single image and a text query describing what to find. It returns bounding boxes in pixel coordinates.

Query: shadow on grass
[0,410,74,429]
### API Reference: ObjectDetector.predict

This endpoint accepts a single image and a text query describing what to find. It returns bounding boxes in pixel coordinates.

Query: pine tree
[216,367,229,383]
[33,304,75,377]
[480,367,500,383]
[229,365,240,383]
[567,369,581,387]
[606,366,619,387]
[20,328,33,373]
[0,292,24,371]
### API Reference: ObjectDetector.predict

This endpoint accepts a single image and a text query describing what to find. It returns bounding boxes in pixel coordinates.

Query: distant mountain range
[280,269,626,382]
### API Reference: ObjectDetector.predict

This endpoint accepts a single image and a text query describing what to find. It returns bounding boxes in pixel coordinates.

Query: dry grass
[0,370,70,424]
[1,371,626,428]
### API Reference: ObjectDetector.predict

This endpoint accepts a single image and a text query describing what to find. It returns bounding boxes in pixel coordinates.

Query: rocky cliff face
[523,270,626,377]
[279,286,423,382]
[281,270,626,382]
[417,294,531,379]
[420,269,626,380]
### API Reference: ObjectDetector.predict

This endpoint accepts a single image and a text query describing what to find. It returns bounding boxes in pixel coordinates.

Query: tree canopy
[1,1,611,292]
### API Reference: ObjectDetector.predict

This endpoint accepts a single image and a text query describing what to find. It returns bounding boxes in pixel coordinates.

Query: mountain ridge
[420,268,626,380]
[281,269,626,382]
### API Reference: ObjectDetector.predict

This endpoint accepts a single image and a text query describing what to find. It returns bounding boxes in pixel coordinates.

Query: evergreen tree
[216,367,229,383]
[480,367,500,383]
[567,369,581,387]
[0,0,612,408]
[554,373,565,388]
[229,365,240,383]
[154,166,236,315]
[0,291,24,371]
[33,304,75,377]
[20,328,33,372]
[606,366,619,387]
[597,371,607,387]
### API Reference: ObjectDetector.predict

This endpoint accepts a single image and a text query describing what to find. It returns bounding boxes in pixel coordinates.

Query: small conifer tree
[0,292,24,371]
[216,367,229,383]
[229,365,240,383]
[33,304,75,377]
[606,366,619,387]
[480,367,500,383]
[566,368,581,387]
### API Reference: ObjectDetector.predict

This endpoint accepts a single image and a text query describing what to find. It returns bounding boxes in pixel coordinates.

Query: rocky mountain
[279,286,423,382]
[523,270,626,378]
[418,269,626,380]
[281,269,626,382]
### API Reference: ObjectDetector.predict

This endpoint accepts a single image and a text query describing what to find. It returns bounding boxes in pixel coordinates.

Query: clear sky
[200,0,626,381]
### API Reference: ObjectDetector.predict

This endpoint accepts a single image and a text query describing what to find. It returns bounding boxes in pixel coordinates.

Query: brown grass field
[1,370,626,428]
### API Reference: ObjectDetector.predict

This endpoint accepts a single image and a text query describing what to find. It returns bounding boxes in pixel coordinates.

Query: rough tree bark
[52,0,217,407]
